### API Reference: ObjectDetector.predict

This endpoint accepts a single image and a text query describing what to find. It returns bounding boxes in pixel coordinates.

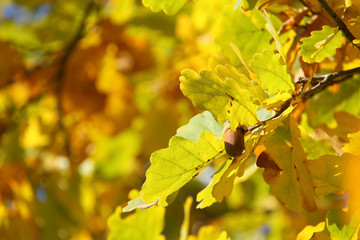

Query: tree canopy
[1,0,360,239]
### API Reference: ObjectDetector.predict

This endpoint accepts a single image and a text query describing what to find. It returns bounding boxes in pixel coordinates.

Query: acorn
[224,123,246,157]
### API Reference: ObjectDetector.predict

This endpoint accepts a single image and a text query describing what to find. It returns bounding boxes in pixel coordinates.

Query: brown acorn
[224,124,245,157]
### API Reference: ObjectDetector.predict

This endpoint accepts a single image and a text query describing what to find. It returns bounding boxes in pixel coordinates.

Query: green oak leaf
[196,157,233,209]
[235,0,258,10]
[197,134,261,208]
[257,107,274,121]
[180,69,260,130]
[250,49,295,95]
[263,103,295,133]
[215,6,274,65]
[261,10,285,60]
[194,225,230,240]
[326,209,359,240]
[306,75,360,127]
[214,64,268,103]
[142,0,187,15]
[108,206,165,240]
[261,91,292,110]
[176,111,225,142]
[140,131,223,206]
[212,135,261,199]
[299,25,344,63]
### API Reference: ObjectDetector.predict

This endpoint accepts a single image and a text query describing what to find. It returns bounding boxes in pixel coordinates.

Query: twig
[247,98,292,132]
[247,66,360,132]
[300,66,360,99]
[302,74,353,99]
[317,0,360,50]
[295,66,360,85]
[55,0,95,154]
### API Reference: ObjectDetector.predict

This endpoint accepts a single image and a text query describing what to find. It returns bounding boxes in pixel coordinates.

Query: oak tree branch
[298,66,360,99]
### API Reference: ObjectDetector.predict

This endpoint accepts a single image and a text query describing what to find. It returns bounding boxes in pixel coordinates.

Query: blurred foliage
[0,0,360,240]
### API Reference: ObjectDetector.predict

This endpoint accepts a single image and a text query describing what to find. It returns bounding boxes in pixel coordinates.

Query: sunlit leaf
[299,26,344,63]
[176,111,225,142]
[261,92,292,110]
[239,0,258,10]
[250,49,295,95]
[140,131,223,206]
[187,225,230,240]
[261,10,284,60]
[297,222,326,240]
[215,6,273,65]
[214,64,268,103]
[108,0,136,24]
[256,107,274,121]
[212,135,260,201]
[180,69,260,130]
[108,206,165,240]
[263,104,295,133]
[197,134,261,209]
[196,158,233,209]
[289,117,317,211]
[179,197,193,240]
[342,131,360,156]
[257,118,317,213]
[142,0,187,15]
[326,209,359,240]
[21,117,49,148]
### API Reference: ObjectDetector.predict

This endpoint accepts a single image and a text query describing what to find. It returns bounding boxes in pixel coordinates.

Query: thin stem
[247,66,360,132]
[295,66,360,84]
[247,98,292,132]
[302,74,353,99]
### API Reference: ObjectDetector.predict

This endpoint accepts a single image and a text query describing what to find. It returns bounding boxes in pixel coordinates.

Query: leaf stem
[316,0,360,50]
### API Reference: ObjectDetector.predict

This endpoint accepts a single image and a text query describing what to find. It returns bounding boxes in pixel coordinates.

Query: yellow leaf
[343,131,360,156]
[297,222,325,240]
[346,0,353,8]
[21,117,49,148]
[180,197,193,240]
[289,116,317,212]
[352,39,360,45]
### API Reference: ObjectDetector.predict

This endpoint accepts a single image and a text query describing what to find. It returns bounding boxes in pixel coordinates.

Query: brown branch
[317,0,360,50]
[247,66,360,132]
[56,0,95,86]
[295,66,360,85]
[300,66,360,99]
[247,98,292,132]
[55,0,95,155]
